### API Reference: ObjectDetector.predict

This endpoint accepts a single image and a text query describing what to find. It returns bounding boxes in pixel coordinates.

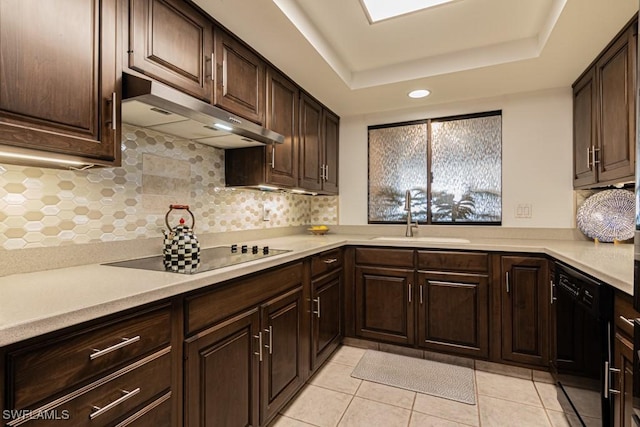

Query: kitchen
[0,0,639,426]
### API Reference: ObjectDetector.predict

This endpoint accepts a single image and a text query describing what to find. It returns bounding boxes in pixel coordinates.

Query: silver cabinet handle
[110,92,117,131]
[90,336,140,360]
[604,361,609,398]
[323,258,338,264]
[254,332,263,362]
[90,388,141,420]
[420,284,424,305]
[408,284,412,303]
[550,280,556,305]
[505,272,510,293]
[587,146,592,168]
[619,315,635,327]
[325,164,329,181]
[320,165,325,180]
[592,147,600,165]
[271,146,275,169]
[313,297,321,318]
[210,52,215,81]
[264,326,273,355]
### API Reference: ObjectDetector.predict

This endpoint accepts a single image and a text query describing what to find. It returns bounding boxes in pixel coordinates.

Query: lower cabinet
[613,332,634,427]
[311,269,343,372]
[416,271,489,358]
[499,256,550,367]
[354,266,415,345]
[184,263,304,427]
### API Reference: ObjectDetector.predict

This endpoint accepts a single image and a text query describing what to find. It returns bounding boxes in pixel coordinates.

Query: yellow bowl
[308,227,329,235]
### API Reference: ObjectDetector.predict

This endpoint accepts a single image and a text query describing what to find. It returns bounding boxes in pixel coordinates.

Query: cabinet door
[417,271,489,358]
[596,24,636,184]
[184,308,260,427]
[260,287,304,425]
[501,256,549,367]
[311,270,343,372]
[613,332,634,427]
[322,110,339,194]
[214,29,265,124]
[0,0,119,163]
[266,68,298,187]
[298,92,323,191]
[129,0,213,101]
[573,67,598,188]
[355,266,415,345]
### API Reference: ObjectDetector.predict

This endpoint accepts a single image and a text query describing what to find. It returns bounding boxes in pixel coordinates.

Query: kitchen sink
[371,236,471,244]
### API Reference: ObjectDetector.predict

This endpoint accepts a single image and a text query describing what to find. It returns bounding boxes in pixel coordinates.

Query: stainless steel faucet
[404,190,418,237]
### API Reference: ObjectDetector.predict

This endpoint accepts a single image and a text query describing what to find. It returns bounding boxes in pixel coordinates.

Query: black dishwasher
[551,262,613,427]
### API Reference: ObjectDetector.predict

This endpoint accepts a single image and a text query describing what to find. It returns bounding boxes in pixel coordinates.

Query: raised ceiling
[194,0,638,117]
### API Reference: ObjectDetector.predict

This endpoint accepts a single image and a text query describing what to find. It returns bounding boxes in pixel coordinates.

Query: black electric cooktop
[104,245,291,274]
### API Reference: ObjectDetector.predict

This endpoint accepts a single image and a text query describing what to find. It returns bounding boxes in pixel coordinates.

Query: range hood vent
[121,73,284,149]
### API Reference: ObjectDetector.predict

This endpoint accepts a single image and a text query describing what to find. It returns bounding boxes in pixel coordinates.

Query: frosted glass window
[368,122,428,222]
[431,114,502,223]
[367,112,502,224]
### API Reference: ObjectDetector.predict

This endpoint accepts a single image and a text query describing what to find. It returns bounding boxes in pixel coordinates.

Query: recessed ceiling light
[408,89,431,99]
[361,0,455,23]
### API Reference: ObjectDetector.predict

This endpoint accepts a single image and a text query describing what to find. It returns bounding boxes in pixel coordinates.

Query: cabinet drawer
[615,292,638,339]
[417,251,488,273]
[186,262,303,334]
[9,349,172,427]
[311,249,343,277]
[355,248,413,268]
[9,305,171,410]
[114,392,172,427]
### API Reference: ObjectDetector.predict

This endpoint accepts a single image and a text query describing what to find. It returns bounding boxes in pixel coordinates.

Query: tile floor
[270,345,584,427]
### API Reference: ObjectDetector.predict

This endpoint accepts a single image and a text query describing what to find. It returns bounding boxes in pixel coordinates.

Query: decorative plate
[576,189,634,242]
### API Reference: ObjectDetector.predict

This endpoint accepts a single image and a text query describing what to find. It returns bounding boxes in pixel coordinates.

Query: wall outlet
[515,204,532,219]
[263,205,271,221]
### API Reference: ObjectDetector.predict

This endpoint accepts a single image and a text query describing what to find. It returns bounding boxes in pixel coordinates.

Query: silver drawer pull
[323,258,338,264]
[90,336,140,360]
[90,388,141,420]
[619,315,635,328]
[313,297,321,318]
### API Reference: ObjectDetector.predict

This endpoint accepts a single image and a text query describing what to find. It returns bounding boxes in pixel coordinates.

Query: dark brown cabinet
[184,263,304,427]
[499,256,549,367]
[0,0,120,166]
[128,0,214,102]
[613,292,637,427]
[214,28,266,125]
[224,67,299,189]
[299,93,339,194]
[310,250,343,372]
[573,17,637,188]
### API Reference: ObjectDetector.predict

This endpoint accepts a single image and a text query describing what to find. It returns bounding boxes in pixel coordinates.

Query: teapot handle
[165,204,195,231]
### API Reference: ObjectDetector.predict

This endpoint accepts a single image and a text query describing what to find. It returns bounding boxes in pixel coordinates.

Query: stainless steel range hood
[121,73,284,149]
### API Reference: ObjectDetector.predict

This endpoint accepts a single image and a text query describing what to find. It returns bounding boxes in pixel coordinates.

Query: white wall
[339,88,574,228]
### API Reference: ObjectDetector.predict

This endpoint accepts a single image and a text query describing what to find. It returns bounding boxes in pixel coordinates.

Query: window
[368,111,502,224]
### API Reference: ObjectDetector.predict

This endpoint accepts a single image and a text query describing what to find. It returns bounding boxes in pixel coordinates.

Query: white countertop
[0,234,633,347]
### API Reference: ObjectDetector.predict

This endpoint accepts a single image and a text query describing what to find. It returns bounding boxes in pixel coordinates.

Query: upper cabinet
[0,0,120,166]
[299,93,339,194]
[573,17,637,188]
[214,28,266,125]
[128,0,214,102]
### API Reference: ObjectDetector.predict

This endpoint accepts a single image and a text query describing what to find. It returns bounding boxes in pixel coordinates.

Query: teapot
[163,204,200,273]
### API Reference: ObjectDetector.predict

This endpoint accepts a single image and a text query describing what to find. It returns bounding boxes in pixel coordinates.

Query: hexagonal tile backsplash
[0,125,338,250]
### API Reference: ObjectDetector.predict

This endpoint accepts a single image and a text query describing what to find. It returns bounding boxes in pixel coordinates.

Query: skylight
[360,0,455,23]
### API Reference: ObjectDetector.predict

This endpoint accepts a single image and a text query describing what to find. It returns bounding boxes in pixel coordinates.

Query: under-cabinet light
[213,123,233,131]
[408,89,431,99]
[258,185,281,191]
[0,150,90,167]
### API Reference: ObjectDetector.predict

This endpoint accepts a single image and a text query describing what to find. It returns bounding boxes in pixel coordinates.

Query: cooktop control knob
[263,246,269,254]
[252,245,259,254]
[241,245,248,253]
[231,244,238,253]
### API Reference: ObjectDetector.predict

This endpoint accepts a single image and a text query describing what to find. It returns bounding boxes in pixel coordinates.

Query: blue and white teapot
[163,204,200,273]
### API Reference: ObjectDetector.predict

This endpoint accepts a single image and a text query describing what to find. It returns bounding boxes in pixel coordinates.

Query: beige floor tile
[282,385,352,427]
[535,382,563,411]
[533,370,555,384]
[478,395,550,427]
[269,415,319,426]
[413,393,479,426]
[309,362,362,394]
[559,385,601,420]
[356,380,416,409]
[476,370,542,407]
[546,410,571,427]
[338,397,411,427]
[475,360,532,380]
[330,345,367,367]
[409,411,466,427]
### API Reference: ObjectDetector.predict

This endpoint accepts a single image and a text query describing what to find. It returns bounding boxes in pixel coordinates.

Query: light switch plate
[515,204,532,219]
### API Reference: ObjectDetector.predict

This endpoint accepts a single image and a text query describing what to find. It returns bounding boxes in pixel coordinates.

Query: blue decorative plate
[576,189,634,242]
